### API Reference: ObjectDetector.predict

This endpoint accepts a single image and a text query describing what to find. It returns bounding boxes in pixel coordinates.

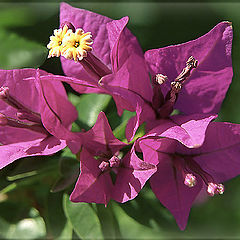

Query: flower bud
[99,161,110,172]
[184,173,197,187]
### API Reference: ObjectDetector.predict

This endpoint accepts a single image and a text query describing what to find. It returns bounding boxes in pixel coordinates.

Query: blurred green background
[0,1,240,239]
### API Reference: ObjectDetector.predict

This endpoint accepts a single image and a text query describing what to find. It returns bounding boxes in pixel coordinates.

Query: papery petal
[145,22,233,115]
[106,17,153,102]
[0,136,66,169]
[0,69,47,144]
[82,112,126,154]
[146,114,217,148]
[35,74,106,94]
[138,137,176,165]
[179,122,240,183]
[60,2,112,81]
[34,71,79,142]
[112,150,157,203]
[102,76,155,141]
[150,157,202,230]
[70,148,113,205]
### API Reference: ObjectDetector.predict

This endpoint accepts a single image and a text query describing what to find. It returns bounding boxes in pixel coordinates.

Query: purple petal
[138,137,176,165]
[146,114,217,148]
[0,69,48,144]
[102,79,155,141]
[112,151,157,203]
[179,122,240,183]
[106,17,153,102]
[0,136,66,169]
[137,136,202,229]
[34,71,79,142]
[150,157,203,230]
[82,112,126,154]
[60,2,112,81]
[145,22,233,114]
[70,148,113,205]
[36,74,106,94]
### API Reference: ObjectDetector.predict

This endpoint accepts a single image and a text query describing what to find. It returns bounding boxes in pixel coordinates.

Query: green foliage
[69,93,112,131]
[63,194,104,240]
[0,29,47,69]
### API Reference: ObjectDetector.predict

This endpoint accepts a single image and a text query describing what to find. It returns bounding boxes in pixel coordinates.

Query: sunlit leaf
[51,157,79,193]
[68,93,112,130]
[0,208,46,239]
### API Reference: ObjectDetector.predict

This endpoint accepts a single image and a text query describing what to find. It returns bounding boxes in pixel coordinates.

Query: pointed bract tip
[222,21,232,28]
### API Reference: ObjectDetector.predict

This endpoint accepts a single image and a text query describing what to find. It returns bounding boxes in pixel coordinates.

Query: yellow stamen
[47,25,71,58]
[61,28,93,62]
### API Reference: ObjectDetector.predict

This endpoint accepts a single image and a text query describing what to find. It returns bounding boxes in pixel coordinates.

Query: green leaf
[45,192,67,239]
[112,110,135,141]
[51,157,79,193]
[0,7,36,28]
[111,201,163,239]
[0,217,11,238]
[7,155,59,181]
[1,169,57,195]
[117,186,175,231]
[96,203,121,239]
[56,220,73,240]
[0,28,47,69]
[68,93,112,130]
[0,208,46,239]
[0,4,58,28]
[63,194,103,240]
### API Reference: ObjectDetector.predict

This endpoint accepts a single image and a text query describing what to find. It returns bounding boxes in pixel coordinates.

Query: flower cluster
[1,2,240,231]
[47,23,93,61]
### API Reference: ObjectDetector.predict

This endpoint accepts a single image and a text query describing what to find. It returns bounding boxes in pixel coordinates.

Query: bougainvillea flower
[145,21,233,116]
[136,117,240,230]
[70,112,156,205]
[130,21,232,137]
[58,3,153,100]
[45,2,155,140]
[47,4,233,141]
[0,68,78,169]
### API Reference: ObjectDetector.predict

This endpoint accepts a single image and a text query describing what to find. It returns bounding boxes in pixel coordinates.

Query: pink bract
[0,68,78,169]
[137,117,240,230]
[145,21,233,115]
[70,112,156,205]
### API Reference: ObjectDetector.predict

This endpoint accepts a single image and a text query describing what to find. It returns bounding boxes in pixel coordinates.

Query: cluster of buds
[47,22,93,62]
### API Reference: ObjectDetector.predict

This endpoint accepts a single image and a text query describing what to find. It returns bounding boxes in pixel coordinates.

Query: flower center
[98,155,121,172]
[47,25,70,58]
[153,56,198,119]
[47,23,111,82]
[0,86,48,135]
[74,41,80,48]
[174,155,224,197]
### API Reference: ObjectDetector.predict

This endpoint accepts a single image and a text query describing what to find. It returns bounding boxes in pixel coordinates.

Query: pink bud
[99,161,110,172]
[207,182,224,196]
[60,21,75,32]
[155,74,168,85]
[184,173,197,187]
[109,156,120,168]
[216,184,224,195]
